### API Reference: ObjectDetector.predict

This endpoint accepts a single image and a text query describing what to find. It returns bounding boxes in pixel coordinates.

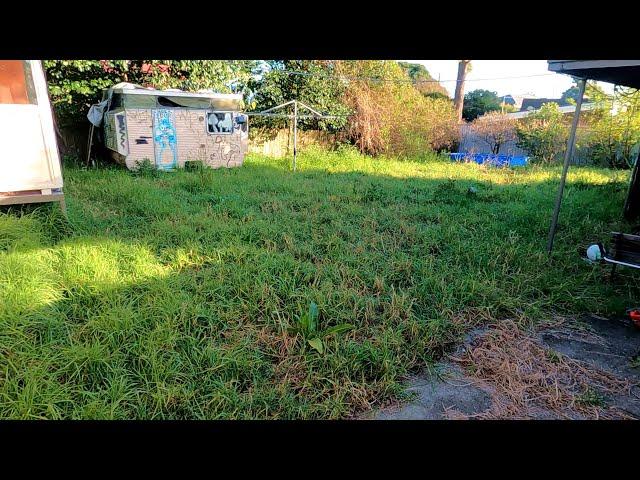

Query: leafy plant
[575,386,605,407]
[579,85,640,169]
[249,60,350,133]
[338,60,458,156]
[515,103,569,164]
[132,159,159,177]
[290,302,354,354]
[462,89,503,121]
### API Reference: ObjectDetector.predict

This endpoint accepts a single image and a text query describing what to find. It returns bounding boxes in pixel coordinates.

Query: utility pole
[454,60,470,122]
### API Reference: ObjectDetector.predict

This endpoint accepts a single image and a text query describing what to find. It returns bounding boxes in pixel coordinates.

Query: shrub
[579,87,640,168]
[515,103,569,164]
[337,61,458,157]
[470,112,516,154]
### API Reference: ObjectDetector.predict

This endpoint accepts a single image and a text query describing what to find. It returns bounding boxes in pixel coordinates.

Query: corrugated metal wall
[458,123,592,165]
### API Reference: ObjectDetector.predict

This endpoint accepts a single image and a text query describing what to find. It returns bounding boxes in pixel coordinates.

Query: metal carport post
[546,78,587,254]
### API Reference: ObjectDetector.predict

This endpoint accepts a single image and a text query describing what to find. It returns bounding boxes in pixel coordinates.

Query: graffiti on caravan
[153,109,178,170]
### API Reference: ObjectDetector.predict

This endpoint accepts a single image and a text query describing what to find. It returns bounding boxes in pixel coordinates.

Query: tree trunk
[454,60,470,123]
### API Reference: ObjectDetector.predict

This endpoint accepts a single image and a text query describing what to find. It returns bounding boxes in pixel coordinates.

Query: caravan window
[0,61,36,105]
[207,112,233,134]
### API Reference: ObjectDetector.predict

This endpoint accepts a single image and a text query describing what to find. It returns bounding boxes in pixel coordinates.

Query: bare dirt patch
[371,315,640,420]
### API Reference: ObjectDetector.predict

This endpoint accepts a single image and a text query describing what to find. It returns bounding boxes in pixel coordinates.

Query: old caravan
[97,84,249,171]
[0,60,64,209]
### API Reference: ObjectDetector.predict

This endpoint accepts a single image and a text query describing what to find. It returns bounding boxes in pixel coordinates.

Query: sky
[403,60,615,99]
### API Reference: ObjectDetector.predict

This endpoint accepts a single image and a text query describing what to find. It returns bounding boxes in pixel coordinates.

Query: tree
[454,60,471,122]
[561,81,607,105]
[44,60,258,125]
[249,60,350,132]
[581,85,640,168]
[470,112,516,154]
[462,89,502,121]
[398,62,449,99]
[337,60,459,156]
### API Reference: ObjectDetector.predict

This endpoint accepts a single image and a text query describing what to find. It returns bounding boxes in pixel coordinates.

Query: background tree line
[43,60,459,159]
[44,61,640,167]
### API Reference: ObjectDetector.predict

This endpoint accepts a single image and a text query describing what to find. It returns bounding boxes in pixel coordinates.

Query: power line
[271,68,558,85]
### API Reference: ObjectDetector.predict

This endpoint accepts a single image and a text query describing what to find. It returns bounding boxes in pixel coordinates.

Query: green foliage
[0,149,636,419]
[463,89,502,121]
[576,387,605,407]
[339,60,458,156]
[580,86,640,168]
[249,60,350,132]
[515,103,569,164]
[561,81,607,106]
[398,62,449,99]
[43,60,257,125]
[289,301,354,354]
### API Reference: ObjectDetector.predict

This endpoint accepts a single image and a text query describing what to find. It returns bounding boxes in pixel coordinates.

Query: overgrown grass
[1,146,638,419]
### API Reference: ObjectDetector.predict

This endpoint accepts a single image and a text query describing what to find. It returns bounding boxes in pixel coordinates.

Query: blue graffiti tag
[153,110,178,170]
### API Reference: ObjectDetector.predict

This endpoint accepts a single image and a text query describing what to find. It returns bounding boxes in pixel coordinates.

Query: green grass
[1,146,638,419]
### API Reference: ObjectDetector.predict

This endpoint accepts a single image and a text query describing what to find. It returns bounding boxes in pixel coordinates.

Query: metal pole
[546,78,587,254]
[293,100,298,172]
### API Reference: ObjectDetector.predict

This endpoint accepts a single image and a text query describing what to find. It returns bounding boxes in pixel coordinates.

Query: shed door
[0,60,56,192]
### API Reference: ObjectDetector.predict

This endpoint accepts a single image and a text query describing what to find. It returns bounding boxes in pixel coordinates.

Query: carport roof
[548,60,640,88]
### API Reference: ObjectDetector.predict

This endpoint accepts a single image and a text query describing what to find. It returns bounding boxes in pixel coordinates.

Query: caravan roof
[104,83,243,111]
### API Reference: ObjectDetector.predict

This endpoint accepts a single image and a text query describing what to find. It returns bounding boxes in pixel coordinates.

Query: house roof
[505,102,597,119]
[109,83,242,101]
[503,94,525,109]
[548,60,640,88]
[520,97,571,111]
[104,82,243,111]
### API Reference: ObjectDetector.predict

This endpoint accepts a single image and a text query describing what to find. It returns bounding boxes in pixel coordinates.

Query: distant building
[501,94,526,110]
[519,97,572,111]
[505,102,597,120]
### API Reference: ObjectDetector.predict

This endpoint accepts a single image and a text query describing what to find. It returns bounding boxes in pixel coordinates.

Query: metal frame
[546,78,587,253]
[246,100,343,171]
[548,60,640,72]
[546,60,640,253]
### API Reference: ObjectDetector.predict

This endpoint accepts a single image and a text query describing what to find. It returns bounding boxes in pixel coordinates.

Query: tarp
[87,99,109,127]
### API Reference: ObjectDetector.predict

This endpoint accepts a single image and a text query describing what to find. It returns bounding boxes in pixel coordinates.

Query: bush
[515,103,569,164]
[579,88,640,168]
[338,61,459,157]
[470,112,516,154]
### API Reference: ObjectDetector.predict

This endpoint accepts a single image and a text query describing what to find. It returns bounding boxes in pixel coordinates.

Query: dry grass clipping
[449,320,637,420]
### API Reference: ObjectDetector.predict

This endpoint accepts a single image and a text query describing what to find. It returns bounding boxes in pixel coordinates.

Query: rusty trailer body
[101,86,248,171]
